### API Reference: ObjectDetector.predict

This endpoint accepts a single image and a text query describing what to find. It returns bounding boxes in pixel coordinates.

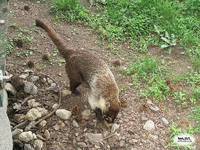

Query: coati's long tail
[35,19,74,57]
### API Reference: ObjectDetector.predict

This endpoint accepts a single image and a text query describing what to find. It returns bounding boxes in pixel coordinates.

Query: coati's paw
[96,121,110,130]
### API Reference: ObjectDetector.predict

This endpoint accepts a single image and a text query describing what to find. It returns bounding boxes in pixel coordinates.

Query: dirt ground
[6,0,199,150]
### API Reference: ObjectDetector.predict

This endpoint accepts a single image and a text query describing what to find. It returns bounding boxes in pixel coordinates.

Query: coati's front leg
[69,80,81,95]
[66,65,82,95]
[94,108,104,123]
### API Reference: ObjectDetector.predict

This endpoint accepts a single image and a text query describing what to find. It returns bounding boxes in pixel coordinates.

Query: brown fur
[35,19,121,123]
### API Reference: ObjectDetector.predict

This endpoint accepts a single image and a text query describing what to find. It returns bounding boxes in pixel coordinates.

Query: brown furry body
[35,19,120,123]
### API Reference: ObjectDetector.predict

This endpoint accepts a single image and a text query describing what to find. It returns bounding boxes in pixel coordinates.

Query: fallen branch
[13,120,28,130]
[103,133,116,140]
[21,95,34,106]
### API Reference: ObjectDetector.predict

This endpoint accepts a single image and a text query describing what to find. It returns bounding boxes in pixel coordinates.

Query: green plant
[51,0,89,22]
[192,88,200,102]
[154,25,177,53]
[192,58,200,72]
[126,57,161,79]
[5,39,14,55]
[144,76,170,100]
[191,107,200,133]
[16,50,33,57]
[175,72,200,86]
[173,91,188,105]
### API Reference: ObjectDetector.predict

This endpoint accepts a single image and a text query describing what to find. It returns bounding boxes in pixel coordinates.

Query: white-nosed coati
[35,19,121,123]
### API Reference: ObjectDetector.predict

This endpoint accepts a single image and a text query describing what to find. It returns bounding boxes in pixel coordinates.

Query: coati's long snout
[35,19,121,123]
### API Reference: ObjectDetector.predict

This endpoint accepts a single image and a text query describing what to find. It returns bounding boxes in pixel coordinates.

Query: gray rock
[24,82,38,95]
[119,140,125,147]
[56,109,72,120]
[24,144,34,150]
[147,100,160,112]
[129,139,138,144]
[18,131,37,142]
[14,114,26,123]
[39,120,47,127]
[52,103,59,109]
[53,124,60,131]
[141,115,148,121]
[19,74,29,79]
[77,142,87,148]
[44,130,50,139]
[5,83,16,95]
[12,128,23,138]
[36,107,48,116]
[72,120,79,128]
[30,76,39,82]
[13,103,21,110]
[53,121,65,130]
[0,20,5,25]
[111,123,120,133]
[161,117,169,126]
[143,120,155,131]
[47,78,53,84]
[26,108,42,121]
[61,89,71,97]
[85,133,103,144]
[149,104,160,112]
[24,69,33,73]
[81,109,91,120]
[33,139,43,150]
[27,99,40,108]
[50,83,56,88]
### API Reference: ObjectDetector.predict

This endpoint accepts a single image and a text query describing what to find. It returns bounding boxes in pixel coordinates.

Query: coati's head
[104,100,121,123]
[92,97,121,123]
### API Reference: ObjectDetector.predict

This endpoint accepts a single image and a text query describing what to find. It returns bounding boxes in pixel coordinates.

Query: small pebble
[81,109,91,120]
[62,89,71,97]
[56,109,72,120]
[24,81,38,95]
[36,107,48,116]
[44,130,50,139]
[72,120,79,128]
[0,20,5,25]
[39,120,47,127]
[161,117,169,126]
[33,139,43,150]
[12,128,23,137]
[30,76,39,82]
[28,99,40,108]
[143,120,155,131]
[111,123,120,133]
